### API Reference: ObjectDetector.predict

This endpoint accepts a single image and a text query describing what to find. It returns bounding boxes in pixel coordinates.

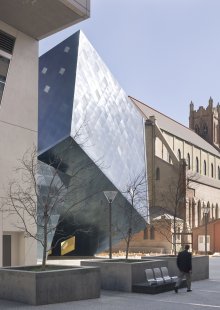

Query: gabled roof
[153,214,183,221]
[130,96,220,158]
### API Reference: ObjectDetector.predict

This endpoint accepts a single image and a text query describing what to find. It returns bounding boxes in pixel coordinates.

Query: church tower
[189,97,220,150]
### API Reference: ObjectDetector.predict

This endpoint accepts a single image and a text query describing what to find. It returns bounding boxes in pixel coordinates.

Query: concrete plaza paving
[0,256,220,309]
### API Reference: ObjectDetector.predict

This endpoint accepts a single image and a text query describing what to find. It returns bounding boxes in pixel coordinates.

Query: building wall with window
[113,223,172,254]
[156,129,220,179]
[192,219,220,253]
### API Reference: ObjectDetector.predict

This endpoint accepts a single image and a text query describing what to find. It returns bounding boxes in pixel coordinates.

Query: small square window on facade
[44,85,50,93]
[64,46,70,53]
[41,67,47,74]
[59,67,66,75]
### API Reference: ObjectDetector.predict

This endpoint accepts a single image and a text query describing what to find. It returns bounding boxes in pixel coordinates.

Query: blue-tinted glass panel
[38,32,80,152]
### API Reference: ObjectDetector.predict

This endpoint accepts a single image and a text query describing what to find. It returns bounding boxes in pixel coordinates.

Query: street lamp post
[202,202,210,255]
[103,191,117,259]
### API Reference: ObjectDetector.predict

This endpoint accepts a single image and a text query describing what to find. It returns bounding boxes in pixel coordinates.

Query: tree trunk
[42,210,48,270]
[173,213,177,255]
[125,228,132,260]
[125,241,129,260]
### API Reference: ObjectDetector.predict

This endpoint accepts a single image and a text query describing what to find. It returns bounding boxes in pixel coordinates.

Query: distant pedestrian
[174,244,192,293]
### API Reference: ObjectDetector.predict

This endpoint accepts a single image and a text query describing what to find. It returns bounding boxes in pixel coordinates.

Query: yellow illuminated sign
[61,236,75,255]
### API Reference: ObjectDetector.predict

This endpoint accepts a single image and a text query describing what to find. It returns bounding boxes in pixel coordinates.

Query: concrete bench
[132,281,175,294]
[132,279,186,294]
[132,267,186,294]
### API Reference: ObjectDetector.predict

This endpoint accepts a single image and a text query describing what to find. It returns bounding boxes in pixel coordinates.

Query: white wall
[0,20,38,266]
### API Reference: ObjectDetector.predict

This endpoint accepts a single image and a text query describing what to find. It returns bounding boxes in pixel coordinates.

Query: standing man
[174,244,192,293]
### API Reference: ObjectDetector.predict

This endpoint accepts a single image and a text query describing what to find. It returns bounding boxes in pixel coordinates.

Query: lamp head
[103,191,117,203]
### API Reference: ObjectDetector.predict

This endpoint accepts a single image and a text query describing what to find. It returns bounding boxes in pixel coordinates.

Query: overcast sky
[39,0,220,126]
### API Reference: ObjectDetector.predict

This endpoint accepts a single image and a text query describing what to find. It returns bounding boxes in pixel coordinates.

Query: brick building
[192,219,220,253]
[127,97,220,254]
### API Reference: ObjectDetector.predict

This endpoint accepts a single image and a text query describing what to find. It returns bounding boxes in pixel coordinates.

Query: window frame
[187,153,191,170]
[0,49,12,105]
[196,157,199,173]
[211,163,214,178]
[203,160,207,175]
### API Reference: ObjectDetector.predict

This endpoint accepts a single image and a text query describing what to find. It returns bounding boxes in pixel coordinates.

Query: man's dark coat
[177,250,192,273]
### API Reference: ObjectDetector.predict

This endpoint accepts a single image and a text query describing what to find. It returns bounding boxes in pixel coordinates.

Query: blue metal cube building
[38,31,148,256]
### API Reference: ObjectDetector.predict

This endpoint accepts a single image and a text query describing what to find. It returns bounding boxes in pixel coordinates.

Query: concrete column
[210,204,213,220]
[216,205,219,219]
[0,211,2,266]
[188,199,192,229]
[185,198,190,228]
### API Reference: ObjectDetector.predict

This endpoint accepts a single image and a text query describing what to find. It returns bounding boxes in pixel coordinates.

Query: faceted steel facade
[38,31,148,256]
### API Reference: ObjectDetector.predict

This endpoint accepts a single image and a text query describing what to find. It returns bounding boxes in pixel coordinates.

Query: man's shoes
[187,289,192,292]
[174,287,178,293]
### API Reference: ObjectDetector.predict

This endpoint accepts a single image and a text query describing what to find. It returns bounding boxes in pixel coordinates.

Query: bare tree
[149,212,184,255]
[151,160,199,255]
[2,125,104,269]
[115,171,148,260]
[158,162,185,255]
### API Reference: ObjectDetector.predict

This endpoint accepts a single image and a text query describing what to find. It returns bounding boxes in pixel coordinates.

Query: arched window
[203,160,207,175]
[211,163,214,178]
[156,167,160,180]
[178,149,181,160]
[143,227,148,240]
[150,226,155,240]
[187,153,191,170]
[198,200,201,226]
[202,123,208,137]
[195,124,200,135]
[177,227,181,240]
[196,157,199,173]
[216,124,218,143]
[214,124,217,143]
[218,166,220,180]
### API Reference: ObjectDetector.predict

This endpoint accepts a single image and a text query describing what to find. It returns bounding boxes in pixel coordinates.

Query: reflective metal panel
[72,32,146,202]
